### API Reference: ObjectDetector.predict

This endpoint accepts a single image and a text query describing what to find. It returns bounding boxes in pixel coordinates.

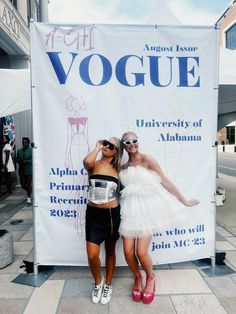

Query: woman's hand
[83,139,103,171]
[95,140,104,152]
[183,199,199,207]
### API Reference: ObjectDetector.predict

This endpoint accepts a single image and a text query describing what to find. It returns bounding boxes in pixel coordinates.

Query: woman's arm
[146,155,199,207]
[3,144,11,170]
[15,149,22,165]
[83,140,103,171]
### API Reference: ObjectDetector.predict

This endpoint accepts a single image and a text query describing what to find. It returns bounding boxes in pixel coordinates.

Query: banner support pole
[211,23,220,272]
[28,19,39,277]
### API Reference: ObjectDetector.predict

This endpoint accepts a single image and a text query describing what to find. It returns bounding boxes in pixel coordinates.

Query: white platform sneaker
[92,276,104,304]
[100,283,112,305]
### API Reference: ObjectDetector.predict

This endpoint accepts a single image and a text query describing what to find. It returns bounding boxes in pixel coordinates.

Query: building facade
[218,0,236,50]
[217,0,236,148]
[0,0,47,195]
[0,0,40,69]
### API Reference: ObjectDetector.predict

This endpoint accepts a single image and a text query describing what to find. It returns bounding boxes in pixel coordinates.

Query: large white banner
[31,23,218,266]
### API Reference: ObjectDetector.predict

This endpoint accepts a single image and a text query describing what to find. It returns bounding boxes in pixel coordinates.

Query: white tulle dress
[119,165,190,238]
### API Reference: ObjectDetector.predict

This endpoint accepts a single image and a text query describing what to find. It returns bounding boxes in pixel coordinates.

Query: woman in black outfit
[83,138,122,305]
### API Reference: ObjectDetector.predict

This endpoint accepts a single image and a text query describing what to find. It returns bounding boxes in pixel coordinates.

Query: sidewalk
[217,174,236,237]
[0,175,236,314]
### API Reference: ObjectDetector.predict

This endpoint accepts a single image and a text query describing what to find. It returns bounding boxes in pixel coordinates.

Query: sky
[48,0,232,25]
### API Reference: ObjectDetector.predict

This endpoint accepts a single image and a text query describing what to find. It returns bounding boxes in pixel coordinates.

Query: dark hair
[3,135,10,143]
[22,137,30,144]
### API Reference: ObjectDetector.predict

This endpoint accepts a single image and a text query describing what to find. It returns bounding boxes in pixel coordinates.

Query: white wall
[16,0,28,23]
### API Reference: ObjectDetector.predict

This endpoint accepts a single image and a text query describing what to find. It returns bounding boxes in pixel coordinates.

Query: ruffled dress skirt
[119,166,193,238]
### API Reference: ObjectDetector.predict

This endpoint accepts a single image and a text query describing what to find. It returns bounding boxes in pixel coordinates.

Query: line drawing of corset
[68,116,87,134]
[64,95,90,236]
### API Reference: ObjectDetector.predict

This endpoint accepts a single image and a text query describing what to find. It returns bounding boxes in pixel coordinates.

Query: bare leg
[86,241,102,284]
[104,238,117,285]
[123,237,142,290]
[136,237,154,292]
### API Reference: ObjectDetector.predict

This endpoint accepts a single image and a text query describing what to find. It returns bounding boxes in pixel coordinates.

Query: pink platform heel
[132,271,143,302]
[142,273,155,304]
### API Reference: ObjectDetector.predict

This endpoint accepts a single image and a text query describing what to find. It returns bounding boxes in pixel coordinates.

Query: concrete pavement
[0,174,236,314]
[217,173,236,237]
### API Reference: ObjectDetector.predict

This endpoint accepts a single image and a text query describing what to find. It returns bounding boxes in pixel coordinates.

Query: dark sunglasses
[103,140,117,151]
[123,139,138,146]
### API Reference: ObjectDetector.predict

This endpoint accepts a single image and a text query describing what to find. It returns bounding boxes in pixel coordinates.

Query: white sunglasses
[123,139,138,146]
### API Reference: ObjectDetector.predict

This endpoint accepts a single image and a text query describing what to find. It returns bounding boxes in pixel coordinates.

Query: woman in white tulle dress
[119,131,199,304]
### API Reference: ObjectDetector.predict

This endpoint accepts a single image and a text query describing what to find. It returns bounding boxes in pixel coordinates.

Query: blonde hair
[110,137,123,171]
[121,131,138,145]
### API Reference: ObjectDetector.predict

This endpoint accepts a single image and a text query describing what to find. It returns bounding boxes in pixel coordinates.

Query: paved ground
[217,174,236,237]
[0,174,236,314]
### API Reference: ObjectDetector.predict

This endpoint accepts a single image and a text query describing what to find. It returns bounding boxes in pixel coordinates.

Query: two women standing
[83,132,198,305]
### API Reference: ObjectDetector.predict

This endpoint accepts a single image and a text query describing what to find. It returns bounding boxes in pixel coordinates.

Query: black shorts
[85,204,121,245]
